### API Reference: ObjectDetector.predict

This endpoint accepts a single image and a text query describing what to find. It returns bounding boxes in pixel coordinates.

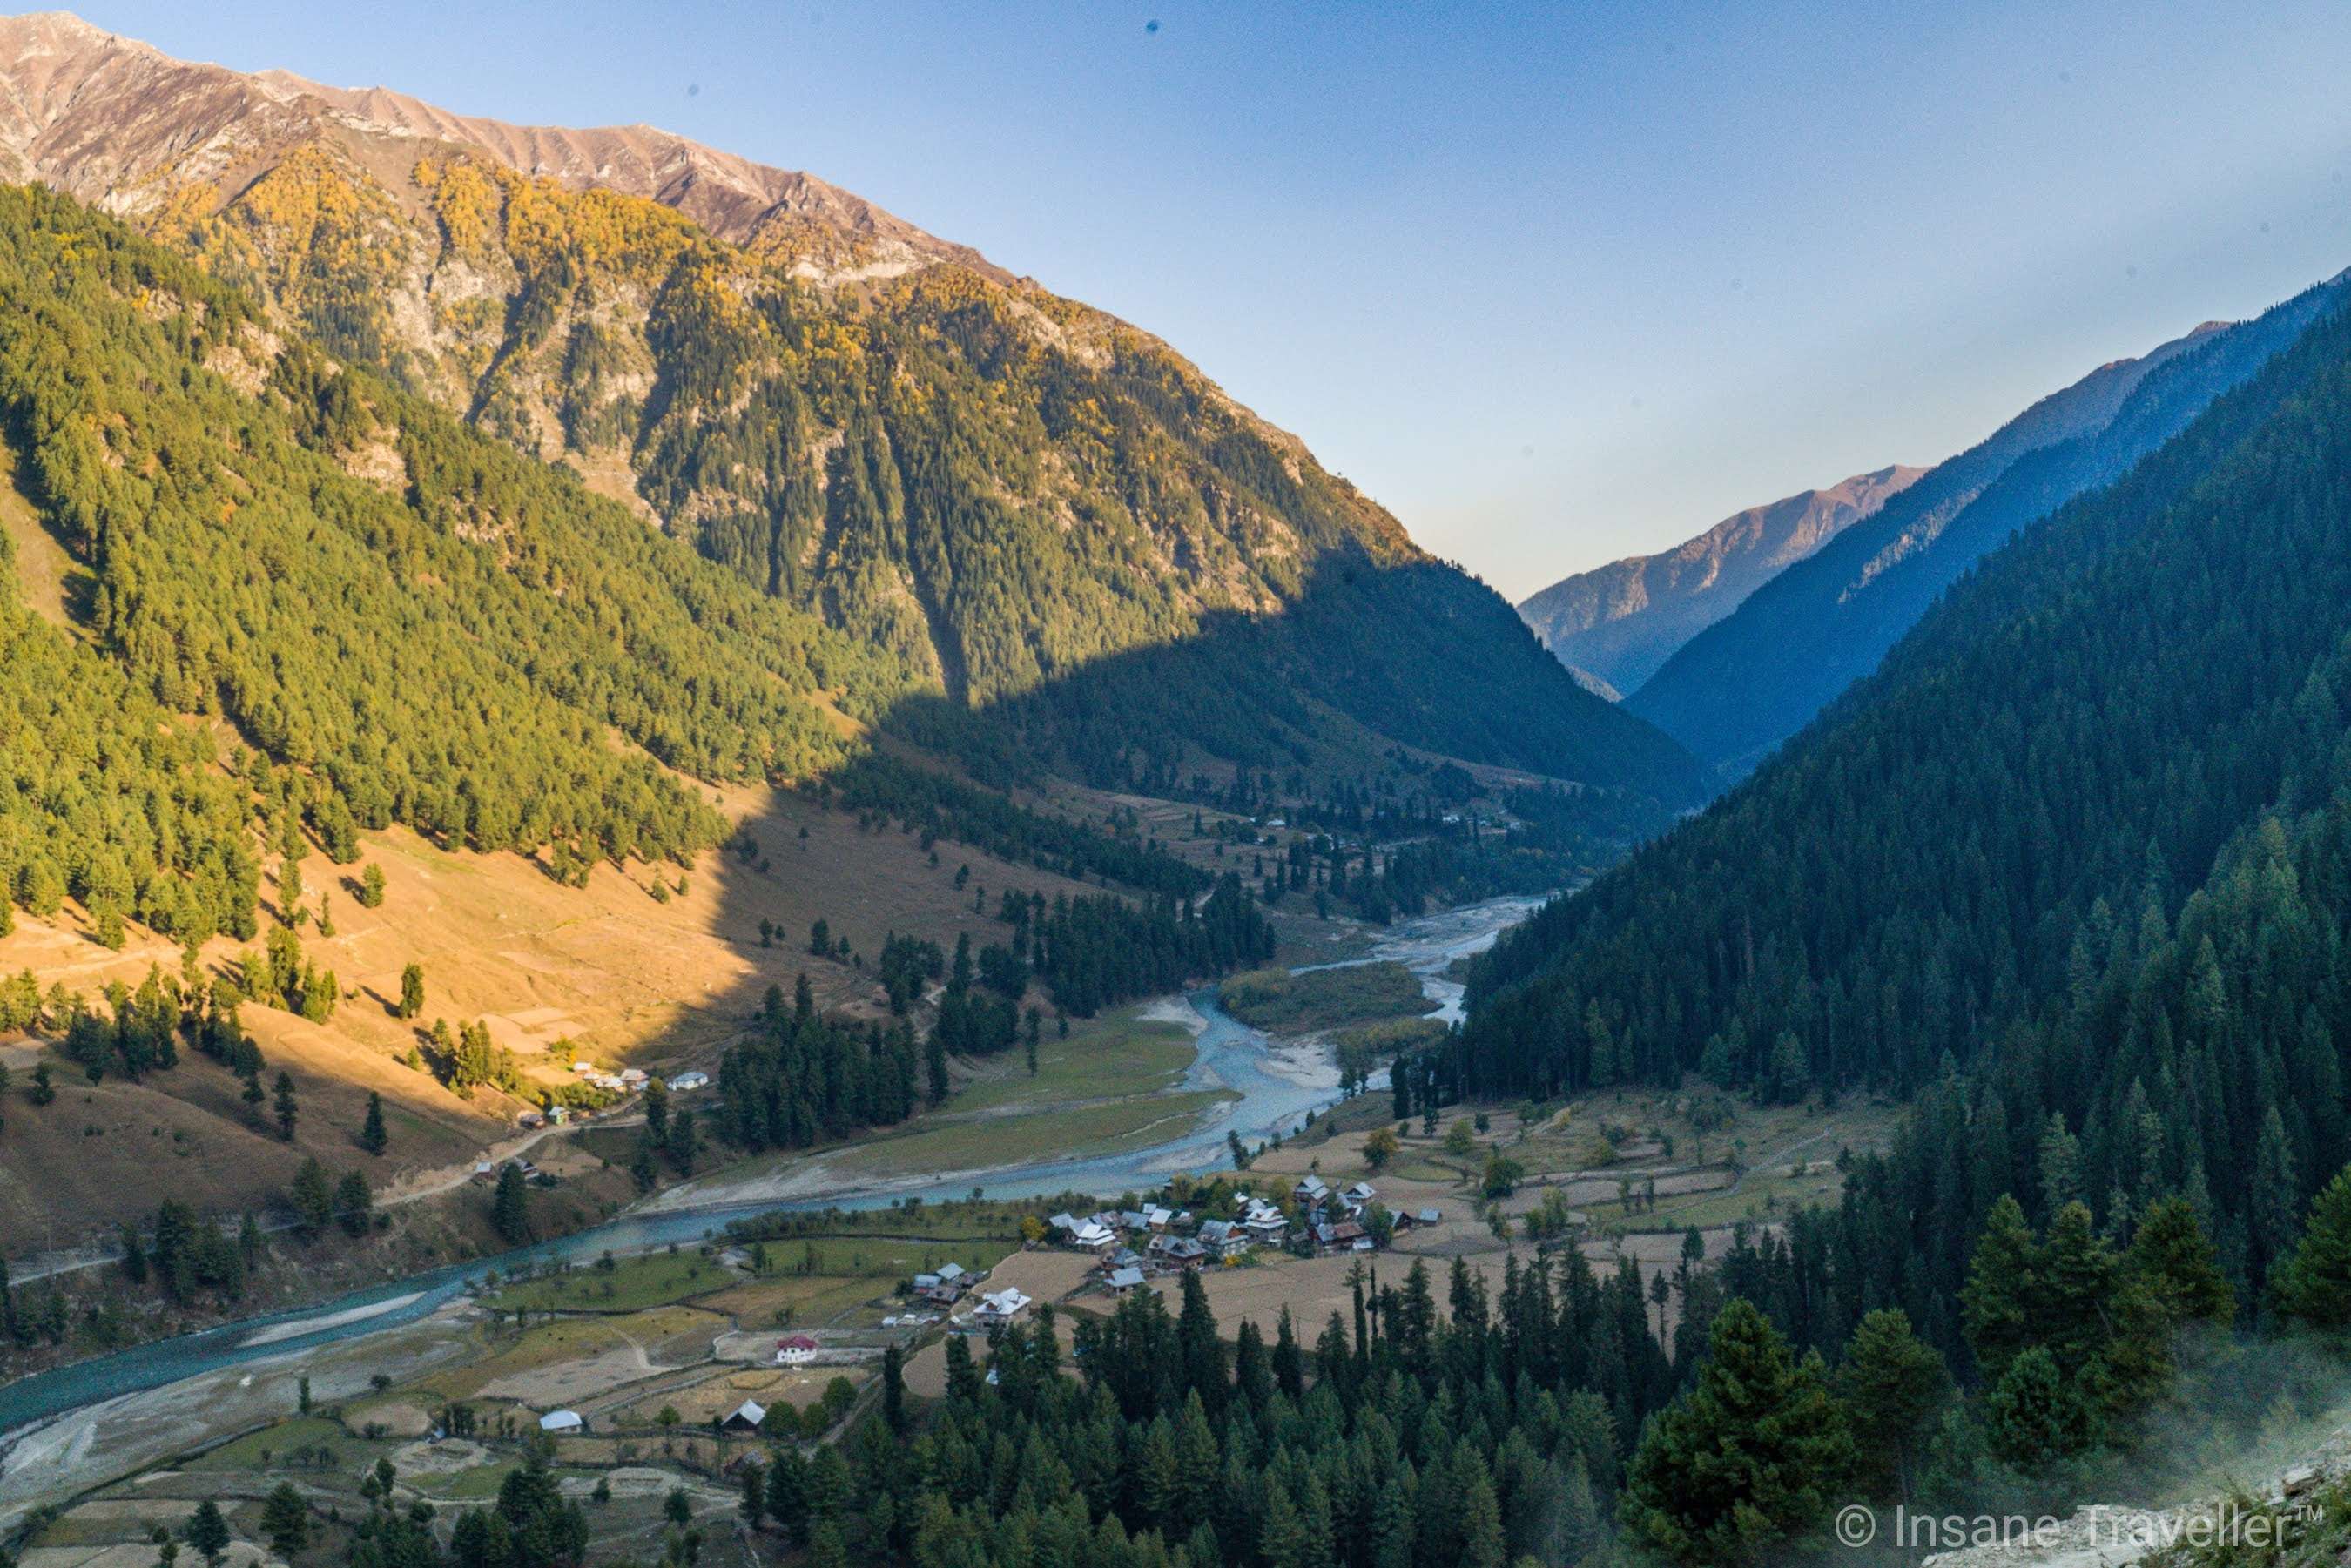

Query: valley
[0,887,1904,1560]
[1,10,2350,1568]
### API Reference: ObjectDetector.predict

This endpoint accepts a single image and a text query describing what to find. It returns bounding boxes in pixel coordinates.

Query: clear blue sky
[68,0,2351,597]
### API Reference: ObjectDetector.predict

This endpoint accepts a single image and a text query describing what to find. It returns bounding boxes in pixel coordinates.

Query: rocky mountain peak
[0,10,992,277]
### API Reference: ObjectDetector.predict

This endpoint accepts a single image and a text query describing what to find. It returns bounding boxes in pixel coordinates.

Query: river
[0,892,1548,1445]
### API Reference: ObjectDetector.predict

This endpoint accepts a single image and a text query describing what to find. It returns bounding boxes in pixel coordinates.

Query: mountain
[0,183,910,910]
[1453,260,2351,1315]
[1517,463,1923,696]
[0,11,987,278]
[1625,281,2350,772]
[0,11,1699,805]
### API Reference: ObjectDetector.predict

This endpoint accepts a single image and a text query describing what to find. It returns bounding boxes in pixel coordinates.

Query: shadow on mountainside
[860,553,1707,808]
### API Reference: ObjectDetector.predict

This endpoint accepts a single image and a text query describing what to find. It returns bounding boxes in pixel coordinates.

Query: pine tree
[273,1071,298,1141]
[185,1500,231,1568]
[1554,1454,1598,1564]
[492,1163,530,1244]
[2127,1195,2234,1330]
[943,1334,980,1403]
[1176,1269,1224,1413]
[1271,1305,1305,1399]
[1622,1296,1856,1565]
[881,1343,908,1431]
[2038,1111,2083,1214]
[2038,1201,2126,1379]
[1836,1308,1948,1501]
[2252,1106,2301,1279]
[395,963,424,1021]
[1984,1346,2094,1468]
[1457,1467,1506,1568]
[2274,1162,2351,1327]
[1959,1195,2039,1382]
[806,1520,848,1568]
[259,1483,309,1556]
[765,1450,811,1544]
[118,1222,147,1284]
[358,863,387,908]
[289,1158,333,1235]
[1258,1484,1309,1568]
[360,1091,387,1155]
[334,1170,373,1235]
[1368,1463,1417,1568]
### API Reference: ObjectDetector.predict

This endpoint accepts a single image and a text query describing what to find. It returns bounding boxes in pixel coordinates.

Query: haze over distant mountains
[1616,275,2350,774]
[1517,464,1923,697]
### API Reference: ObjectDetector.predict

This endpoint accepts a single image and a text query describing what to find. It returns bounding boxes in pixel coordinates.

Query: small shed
[539,1410,583,1433]
[722,1399,767,1432]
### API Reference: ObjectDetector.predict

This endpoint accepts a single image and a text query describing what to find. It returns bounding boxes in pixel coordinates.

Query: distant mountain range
[1620,277,2349,773]
[0,10,1698,804]
[1518,464,1923,697]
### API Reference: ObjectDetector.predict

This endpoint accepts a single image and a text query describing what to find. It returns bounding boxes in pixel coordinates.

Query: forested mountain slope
[0,182,921,939]
[1627,280,2348,771]
[0,12,1696,803]
[1456,271,2351,1304]
[1517,463,1921,696]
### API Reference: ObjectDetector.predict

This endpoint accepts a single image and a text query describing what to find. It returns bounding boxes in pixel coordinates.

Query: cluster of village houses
[852,1177,1448,1343]
[1042,1175,1444,1298]
[893,1260,1036,1330]
[511,1063,711,1131]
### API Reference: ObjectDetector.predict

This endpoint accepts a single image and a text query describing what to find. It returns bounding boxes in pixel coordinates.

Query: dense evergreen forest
[1452,264,2351,1344]
[712,979,923,1154]
[820,756,1209,898]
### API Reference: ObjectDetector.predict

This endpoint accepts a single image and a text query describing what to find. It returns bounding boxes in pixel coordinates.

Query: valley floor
[0,1066,1902,1539]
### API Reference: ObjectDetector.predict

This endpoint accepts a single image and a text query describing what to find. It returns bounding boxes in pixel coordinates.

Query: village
[1036,1169,1443,1292]
[0,1080,1895,1568]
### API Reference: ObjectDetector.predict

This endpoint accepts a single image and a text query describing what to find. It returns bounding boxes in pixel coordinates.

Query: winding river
[0,892,1547,1443]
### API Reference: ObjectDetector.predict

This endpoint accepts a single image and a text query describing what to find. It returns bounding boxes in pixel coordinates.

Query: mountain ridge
[1517,462,1923,696]
[1624,291,2343,773]
[0,10,1699,802]
[0,10,991,282]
